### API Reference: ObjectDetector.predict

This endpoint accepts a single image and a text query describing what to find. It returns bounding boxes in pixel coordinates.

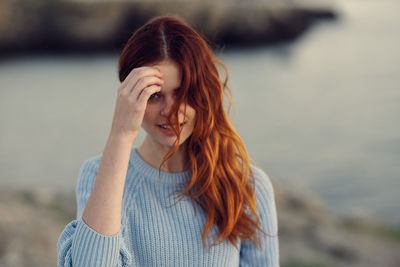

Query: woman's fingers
[120,67,163,90]
[136,85,162,106]
[119,69,163,98]
[129,76,164,99]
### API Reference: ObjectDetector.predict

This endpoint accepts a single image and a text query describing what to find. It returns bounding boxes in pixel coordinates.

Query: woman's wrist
[108,130,138,146]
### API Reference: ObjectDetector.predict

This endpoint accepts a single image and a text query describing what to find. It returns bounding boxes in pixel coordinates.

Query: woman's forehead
[151,59,180,74]
[152,61,182,91]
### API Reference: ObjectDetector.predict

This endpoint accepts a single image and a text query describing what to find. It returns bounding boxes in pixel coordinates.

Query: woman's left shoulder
[249,164,278,234]
[249,164,275,197]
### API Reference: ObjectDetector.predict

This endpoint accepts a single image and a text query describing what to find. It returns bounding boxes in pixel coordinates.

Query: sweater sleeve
[239,166,280,267]
[57,157,132,267]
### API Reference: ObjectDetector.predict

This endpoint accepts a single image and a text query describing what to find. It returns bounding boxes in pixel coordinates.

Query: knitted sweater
[57,148,279,266]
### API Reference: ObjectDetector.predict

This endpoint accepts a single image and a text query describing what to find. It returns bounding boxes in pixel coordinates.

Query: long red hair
[118,15,265,249]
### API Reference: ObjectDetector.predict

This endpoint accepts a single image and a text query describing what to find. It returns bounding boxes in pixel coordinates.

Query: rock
[0,0,337,57]
[271,176,400,267]
[1,179,400,266]
[0,187,75,267]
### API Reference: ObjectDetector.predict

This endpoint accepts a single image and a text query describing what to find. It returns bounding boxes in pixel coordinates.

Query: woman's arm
[57,67,164,267]
[82,66,164,236]
[81,134,134,235]
[58,157,132,267]
[239,166,280,267]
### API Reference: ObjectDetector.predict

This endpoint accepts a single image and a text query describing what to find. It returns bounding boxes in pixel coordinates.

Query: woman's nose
[160,97,174,116]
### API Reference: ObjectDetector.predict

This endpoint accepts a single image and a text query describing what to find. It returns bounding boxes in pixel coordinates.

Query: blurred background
[1,0,399,266]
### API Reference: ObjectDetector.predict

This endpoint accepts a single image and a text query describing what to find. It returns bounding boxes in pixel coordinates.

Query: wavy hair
[118,15,266,249]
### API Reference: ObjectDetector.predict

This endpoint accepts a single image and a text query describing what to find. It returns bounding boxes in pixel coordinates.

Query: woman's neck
[136,136,189,173]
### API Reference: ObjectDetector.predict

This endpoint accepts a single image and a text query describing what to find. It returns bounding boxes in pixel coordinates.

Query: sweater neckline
[129,147,192,185]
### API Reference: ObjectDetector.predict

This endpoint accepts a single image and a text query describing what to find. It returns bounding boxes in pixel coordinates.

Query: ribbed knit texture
[57,147,279,266]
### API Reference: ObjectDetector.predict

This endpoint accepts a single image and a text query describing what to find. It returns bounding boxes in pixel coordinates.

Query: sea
[0,0,399,225]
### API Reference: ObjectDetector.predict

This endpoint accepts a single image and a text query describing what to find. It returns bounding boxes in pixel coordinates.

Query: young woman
[57,15,279,267]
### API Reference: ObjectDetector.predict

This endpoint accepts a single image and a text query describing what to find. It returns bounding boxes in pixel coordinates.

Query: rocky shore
[0,0,336,57]
[1,179,400,267]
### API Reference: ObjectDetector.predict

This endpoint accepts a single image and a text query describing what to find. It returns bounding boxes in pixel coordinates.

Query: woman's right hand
[109,66,164,142]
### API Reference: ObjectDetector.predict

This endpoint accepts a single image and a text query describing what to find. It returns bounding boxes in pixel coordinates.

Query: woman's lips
[157,122,186,129]
[157,122,186,136]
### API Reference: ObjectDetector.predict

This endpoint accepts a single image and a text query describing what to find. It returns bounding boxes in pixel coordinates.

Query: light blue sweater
[57,148,279,266]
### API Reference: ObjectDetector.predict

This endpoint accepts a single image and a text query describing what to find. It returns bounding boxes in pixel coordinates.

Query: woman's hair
[118,15,265,249]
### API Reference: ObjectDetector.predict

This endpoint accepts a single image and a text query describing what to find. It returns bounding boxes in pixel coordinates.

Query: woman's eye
[149,92,161,100]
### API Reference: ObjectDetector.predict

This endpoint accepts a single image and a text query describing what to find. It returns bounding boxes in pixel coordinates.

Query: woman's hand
[109,66,164,142]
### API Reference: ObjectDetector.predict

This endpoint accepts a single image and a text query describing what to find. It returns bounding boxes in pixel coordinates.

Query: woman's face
[141,59,196,149]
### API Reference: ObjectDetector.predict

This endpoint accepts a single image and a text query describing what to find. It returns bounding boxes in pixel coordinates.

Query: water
[221,0,400,224]
[1,0,399,225]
